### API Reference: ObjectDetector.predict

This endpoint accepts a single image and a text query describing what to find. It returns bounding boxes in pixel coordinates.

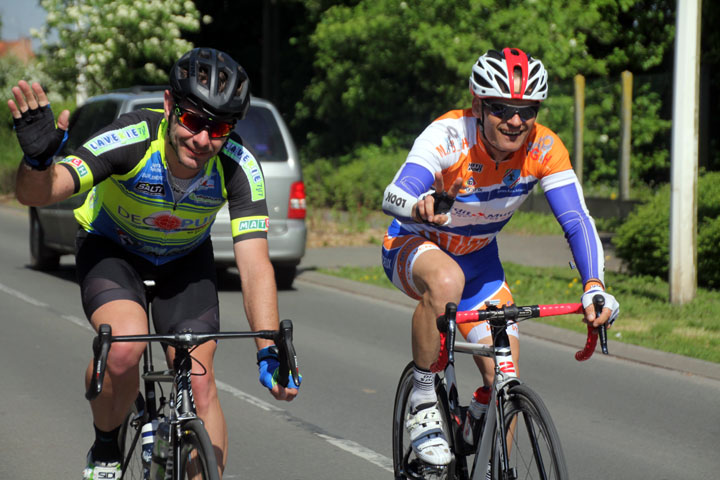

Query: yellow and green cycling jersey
[58,109,269,265]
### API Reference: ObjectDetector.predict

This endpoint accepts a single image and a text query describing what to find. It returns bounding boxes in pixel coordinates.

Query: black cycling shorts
[75,232,220,334]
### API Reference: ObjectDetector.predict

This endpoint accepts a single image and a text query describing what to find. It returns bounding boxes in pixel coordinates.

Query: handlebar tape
[575,295,608,361]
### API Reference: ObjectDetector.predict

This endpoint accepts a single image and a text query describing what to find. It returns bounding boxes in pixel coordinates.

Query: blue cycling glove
[257,346,301,390]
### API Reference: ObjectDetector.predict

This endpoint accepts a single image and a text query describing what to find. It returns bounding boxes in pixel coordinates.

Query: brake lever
[275,319,300,388]
[85,324,112,400]
[594,295,609,355]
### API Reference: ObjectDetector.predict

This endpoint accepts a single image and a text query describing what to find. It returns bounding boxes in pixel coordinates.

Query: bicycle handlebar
[574,296,608,361]
[435,295,609,365]
[85,320,300,400]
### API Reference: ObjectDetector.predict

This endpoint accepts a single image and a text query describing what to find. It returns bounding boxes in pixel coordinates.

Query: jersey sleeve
[56,110,160,195]
[220,135,270,243]
[543,170,605,286]
[382,112,468,221]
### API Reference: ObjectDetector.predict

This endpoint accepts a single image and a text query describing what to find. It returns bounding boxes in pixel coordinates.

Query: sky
[0,0,47,46]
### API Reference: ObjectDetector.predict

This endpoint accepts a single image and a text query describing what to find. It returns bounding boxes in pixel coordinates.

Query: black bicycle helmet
[169,47,250,121]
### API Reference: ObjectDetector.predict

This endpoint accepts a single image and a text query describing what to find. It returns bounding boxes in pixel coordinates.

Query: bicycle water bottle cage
[430,191,454,215]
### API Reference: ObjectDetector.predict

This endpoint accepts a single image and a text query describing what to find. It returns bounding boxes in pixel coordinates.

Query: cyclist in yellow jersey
[9,48,300,479]
[381,48,619,466]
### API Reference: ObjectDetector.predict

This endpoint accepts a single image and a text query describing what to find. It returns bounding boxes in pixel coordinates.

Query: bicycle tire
[177,418,220,480]
[119,394,146,480]
[490,384,569,480]
[392,361,457,480]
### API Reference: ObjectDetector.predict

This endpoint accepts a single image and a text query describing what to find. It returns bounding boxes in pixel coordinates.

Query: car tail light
[288,181,306,219]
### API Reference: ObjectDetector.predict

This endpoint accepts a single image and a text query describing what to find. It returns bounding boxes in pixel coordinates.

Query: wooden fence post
[573,74,585,185]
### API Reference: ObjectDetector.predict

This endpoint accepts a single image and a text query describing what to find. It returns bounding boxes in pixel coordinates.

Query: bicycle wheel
[392,362,457,480]
[177,418,220,480]
[119,393,146,480]
[491,384,568,480]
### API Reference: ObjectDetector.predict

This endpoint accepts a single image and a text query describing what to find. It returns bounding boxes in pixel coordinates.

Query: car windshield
[234,106,288,162]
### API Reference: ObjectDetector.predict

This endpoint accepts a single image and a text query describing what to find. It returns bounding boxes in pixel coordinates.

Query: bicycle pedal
[411,458,453,480]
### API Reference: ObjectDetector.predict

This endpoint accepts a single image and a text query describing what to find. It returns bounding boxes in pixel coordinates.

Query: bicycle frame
[436,306,519,479]
[86,318,300,480]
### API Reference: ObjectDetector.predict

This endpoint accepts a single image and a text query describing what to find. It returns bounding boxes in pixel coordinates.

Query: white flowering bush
[36,0,202,97]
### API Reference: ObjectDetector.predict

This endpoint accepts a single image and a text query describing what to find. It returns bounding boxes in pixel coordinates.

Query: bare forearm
[239,258,279,349]
[15,163,74,206]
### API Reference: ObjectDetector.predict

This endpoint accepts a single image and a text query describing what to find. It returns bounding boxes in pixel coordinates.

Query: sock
[409,364,437,412]
[91,424,122,462]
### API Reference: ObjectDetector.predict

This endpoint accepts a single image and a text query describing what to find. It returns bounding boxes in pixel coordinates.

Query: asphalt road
[1,204,719,479]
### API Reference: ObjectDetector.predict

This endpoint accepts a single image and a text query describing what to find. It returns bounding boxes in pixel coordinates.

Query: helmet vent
[487,49,503,60]
[489,61,505,75]
[495,75,510,94]
[473,71,492,89]
[526,79,537,95]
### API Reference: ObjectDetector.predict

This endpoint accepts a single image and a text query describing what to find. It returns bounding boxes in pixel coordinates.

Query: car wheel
[29,209,61,271]
[274,265,297,290]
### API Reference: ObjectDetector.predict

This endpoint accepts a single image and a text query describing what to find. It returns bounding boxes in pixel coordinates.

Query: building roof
[0,38,34,63]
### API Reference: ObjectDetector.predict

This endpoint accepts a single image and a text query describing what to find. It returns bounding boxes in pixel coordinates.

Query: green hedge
[303,144,405,211]
[613,171,720,289]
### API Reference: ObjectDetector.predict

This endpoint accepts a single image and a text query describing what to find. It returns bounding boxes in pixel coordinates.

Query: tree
[36,0,203,97]
[294,0,678,189]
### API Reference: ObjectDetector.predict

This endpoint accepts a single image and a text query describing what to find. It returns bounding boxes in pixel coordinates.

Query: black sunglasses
[174,105,235,138]
[482,100,540,122]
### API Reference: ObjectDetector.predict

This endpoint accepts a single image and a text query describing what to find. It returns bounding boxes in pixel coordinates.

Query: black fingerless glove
[13,104,68,171]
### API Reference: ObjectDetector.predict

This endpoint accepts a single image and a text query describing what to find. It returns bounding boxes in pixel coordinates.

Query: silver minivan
[29,87,306,288]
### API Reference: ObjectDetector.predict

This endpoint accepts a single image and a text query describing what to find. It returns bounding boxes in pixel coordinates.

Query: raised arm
[8,80,75,206]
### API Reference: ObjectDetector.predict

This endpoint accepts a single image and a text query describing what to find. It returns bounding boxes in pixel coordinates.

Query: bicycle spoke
[498,385,568,480]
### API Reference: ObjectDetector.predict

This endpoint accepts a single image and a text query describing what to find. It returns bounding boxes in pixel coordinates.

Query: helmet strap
[166,114,181,165]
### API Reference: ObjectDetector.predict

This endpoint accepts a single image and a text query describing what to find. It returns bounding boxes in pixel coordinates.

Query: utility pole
[669,0,702,304]
[619,71,632,201]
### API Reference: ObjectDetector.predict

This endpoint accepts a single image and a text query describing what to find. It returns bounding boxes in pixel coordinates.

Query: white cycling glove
[581,286,620,326]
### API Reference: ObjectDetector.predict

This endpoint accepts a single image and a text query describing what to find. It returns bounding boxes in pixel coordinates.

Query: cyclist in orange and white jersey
[381,47,619,466]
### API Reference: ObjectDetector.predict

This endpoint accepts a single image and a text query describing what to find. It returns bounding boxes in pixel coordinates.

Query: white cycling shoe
[405,403,452,466]
[82,449,122,479]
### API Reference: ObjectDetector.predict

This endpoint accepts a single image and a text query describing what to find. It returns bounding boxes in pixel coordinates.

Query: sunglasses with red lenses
[174,105,235,138]
[482,100,540,122]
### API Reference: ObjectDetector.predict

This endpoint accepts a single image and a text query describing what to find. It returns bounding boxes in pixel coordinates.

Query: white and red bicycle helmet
[469,47,548,101]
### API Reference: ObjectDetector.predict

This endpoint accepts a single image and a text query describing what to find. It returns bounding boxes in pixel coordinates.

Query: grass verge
[317,263,720,364]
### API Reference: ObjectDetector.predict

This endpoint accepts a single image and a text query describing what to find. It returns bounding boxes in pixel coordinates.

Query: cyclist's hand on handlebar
[8,80,70,170]
[581,287,619,328]
[412,172,462,225]
[257,345,301,401]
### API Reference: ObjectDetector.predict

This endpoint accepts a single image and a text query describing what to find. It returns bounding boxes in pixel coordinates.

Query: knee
[191,373,219,414]
[106,342,145,378]
[425,269,465,302]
